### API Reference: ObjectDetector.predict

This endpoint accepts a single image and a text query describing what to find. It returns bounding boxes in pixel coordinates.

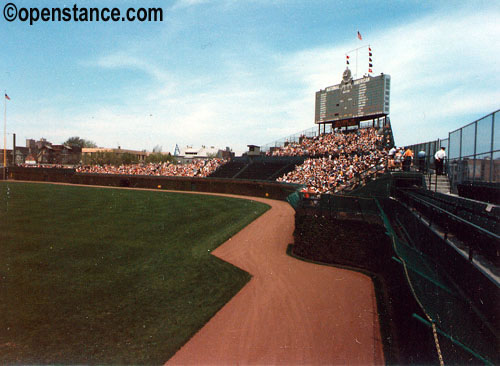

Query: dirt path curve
[167,196,384,365]
[7,181,383,364]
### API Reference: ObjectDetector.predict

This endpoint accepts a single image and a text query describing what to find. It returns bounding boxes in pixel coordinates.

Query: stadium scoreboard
[315,68,390,126]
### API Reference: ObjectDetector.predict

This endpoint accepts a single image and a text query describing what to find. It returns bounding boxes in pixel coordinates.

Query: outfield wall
[6,167,299,200]
[294,193,499,365]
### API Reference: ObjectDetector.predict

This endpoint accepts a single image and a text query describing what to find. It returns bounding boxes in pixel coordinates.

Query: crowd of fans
[19,163,67,168]
[17,127,390,194]
[275,128,388,194]
[75,159,227,178]
[268,127,383,158]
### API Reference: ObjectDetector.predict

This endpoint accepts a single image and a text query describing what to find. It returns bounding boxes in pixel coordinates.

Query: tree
[64,136,97,148]
[121,152,139,165]
[146,152,176,164]
[82,151,120,165]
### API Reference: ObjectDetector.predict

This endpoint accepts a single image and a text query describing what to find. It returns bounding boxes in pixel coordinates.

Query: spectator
[388,146,397,170]
[417,150,426,173]
[434,147,446,175]
[402,147,413,171]
[394,148,403,171]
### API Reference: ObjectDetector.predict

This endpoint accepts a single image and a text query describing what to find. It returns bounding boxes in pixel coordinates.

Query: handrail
[401,190,500,248]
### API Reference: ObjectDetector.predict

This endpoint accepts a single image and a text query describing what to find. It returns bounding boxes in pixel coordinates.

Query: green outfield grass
[0,182,269,365]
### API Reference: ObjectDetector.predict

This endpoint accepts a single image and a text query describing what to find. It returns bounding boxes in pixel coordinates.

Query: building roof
[177,145,220,158]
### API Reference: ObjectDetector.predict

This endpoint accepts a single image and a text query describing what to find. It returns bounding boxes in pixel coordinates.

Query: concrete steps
[427,173,451,194]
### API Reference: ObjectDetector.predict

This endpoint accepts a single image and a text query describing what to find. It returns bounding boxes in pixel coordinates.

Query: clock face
[342,68,352,83]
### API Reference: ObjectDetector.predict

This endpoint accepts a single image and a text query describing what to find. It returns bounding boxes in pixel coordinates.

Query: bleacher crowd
[268,127,382,158]
[274,128,388,194]
[75,159,227,177]
[17,127,390,194]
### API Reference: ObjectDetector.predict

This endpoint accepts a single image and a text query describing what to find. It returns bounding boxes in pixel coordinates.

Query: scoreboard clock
[315,68,390,126]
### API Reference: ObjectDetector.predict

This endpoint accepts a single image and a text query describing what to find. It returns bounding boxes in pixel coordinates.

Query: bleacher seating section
[414,189,499,234]
[457,181,500,204]
[208,161,247,178]
[396,188,499,264]
[208,158,303,181]
[236,162,295,181]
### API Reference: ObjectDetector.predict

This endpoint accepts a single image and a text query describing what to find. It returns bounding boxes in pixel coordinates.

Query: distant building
[38,144,82,165]
[246,145,261,156]
[173,144,181,156]
[1,137,81,166]
[23,138,82,165]
[175,145,234,163]
[0,146,29,166]
[82,147,147,163]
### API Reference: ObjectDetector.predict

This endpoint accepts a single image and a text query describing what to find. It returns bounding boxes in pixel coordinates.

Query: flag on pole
[357,31,362,40]
[5,94,10,100]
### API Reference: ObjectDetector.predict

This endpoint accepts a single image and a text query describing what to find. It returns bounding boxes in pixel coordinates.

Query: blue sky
[1,0,499,154]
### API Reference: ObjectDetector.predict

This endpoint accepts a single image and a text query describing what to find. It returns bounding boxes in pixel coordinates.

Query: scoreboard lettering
[315,68,390,125]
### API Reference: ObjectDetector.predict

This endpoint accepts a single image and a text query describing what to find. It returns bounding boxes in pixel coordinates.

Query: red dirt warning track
[167,196,384,365]
[8,182,383,364]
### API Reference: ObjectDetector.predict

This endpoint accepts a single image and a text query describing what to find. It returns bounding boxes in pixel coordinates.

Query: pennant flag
[357,31,362,40]
[346,55,350,59]
[5,93,10,100]
[369,69,373,73]
[369,47,372,51]
[369,63,373,67]
[369,58,372,62]
[347,60,350,65]
[369,52,372,57]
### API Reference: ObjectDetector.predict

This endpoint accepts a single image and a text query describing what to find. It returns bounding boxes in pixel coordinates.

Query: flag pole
[355,48,358,79]
[3,91,6,180]
[346,44,369,78]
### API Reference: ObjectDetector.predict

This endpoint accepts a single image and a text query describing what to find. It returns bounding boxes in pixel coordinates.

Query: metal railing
[406,109,499,192]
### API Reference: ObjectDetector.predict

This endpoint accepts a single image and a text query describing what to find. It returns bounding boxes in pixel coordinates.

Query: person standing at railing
[403,147,414,171]
[434,147,446,175]
[417,149,426,172]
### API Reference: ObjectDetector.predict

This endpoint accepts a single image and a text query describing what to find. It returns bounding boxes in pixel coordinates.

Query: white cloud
[95,53,173,84]
[18,3,499,154]
[280,5,500,146]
